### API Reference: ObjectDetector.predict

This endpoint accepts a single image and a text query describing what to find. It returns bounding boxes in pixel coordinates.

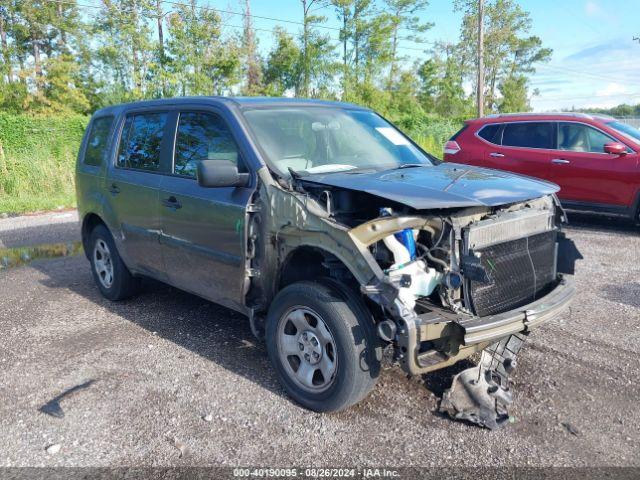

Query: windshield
[241,107,433,176]
[606,121,640,143]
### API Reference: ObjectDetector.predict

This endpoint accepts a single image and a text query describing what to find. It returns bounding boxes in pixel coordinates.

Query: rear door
[550,121,635,206]
[158,109,255,311]
[105,110,170,279]
[483,121,555,181]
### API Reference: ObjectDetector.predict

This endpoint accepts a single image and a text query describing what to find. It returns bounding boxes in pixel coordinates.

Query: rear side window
[83,116,114,166]
[116,112,168,171]
[174,112,242,178]
[502,122,553,149]
[477,124,501,144]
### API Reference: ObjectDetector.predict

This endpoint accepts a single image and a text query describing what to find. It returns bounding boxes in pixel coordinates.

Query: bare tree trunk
[244,0,262,94]
[131,3,141,92]
[156,0,166,96]
[354,4,360,84]
[157,1,164,58]
[132,47,142,91]
[302,0,309,97]
[0,13,12,82]
[19,55,25,83]
[57,1,67,50]
[387,21,398,91]
[32,34,42,88]
[476,0,484,116]
[342,5,348,97]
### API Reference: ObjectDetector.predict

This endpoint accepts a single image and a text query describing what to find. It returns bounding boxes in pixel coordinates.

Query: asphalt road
[0,211,639,467]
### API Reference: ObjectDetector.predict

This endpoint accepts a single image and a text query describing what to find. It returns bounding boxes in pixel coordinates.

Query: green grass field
[0,113,88,214]
[0,112,458,215]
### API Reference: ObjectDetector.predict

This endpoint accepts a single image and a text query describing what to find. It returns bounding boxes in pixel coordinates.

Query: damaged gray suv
[76,97,577,429]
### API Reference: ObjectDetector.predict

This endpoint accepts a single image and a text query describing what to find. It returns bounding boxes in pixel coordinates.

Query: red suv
[444,113,640,221]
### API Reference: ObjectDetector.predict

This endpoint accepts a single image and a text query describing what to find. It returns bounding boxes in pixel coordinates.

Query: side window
[83,116,114,166]
[502,122,553,149]
[477,124,501,144]
[557,122,615,153]
[174,112,242,178]
[116,112,168,171]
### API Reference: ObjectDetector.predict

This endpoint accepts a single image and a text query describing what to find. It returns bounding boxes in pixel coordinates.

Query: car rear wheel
[89,224,139,301]
[266,280,380,412]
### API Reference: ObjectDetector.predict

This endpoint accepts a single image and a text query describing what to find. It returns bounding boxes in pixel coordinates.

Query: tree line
[0,0,551,120]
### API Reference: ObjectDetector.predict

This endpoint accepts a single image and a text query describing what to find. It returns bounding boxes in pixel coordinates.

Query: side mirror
[603,142,627,155]
[196,160,250,188]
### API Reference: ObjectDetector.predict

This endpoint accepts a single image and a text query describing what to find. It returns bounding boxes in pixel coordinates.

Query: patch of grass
[0,113,87,214]
[0,192,76,215]
[413,134,445,159]
[0,145,78,214]
[399,117,462,160]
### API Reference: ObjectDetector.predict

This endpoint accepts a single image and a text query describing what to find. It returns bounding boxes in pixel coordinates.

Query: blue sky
[242,0,640,111]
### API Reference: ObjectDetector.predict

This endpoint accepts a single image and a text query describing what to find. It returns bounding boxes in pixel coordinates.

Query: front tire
[266,280,380,412]
[89,224,139,301]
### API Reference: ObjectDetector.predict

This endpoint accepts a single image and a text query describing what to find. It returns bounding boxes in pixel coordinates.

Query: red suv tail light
[444,140,461,155]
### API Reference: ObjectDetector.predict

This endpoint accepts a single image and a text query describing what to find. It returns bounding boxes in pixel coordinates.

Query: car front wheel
[266,280,380,412]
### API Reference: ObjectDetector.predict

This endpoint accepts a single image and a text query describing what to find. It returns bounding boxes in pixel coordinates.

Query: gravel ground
[0,211,639,468]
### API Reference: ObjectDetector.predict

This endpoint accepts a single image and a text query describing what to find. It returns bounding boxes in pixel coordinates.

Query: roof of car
[93,96,369,116]
[469,112,616,123]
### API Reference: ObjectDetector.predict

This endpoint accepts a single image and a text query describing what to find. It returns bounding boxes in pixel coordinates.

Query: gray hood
[300,163,559,210]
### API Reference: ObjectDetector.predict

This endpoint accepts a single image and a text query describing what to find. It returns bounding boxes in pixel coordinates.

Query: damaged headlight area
[349,196,578,429]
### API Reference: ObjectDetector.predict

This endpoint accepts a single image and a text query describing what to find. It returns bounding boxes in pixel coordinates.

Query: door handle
[162,196,182,209]
[489,152,505,157]
[109,183,120,195]
[551,158,571,164]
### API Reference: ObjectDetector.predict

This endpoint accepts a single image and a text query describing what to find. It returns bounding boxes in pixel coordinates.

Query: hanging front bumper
[397,275,575,376]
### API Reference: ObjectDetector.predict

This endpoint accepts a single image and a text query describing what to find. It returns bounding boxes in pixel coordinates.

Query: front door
[158,110,254,311]
[550,122,636,207]
[483,121,555,182]
[105,111,170,279]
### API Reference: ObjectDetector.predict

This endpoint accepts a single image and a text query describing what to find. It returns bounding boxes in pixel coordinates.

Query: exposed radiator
[463,209,558,317]
[466,208,555,250]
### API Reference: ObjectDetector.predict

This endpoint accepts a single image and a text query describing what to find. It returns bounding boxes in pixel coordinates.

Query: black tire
[265,280,381,412]
[88,224,139,301]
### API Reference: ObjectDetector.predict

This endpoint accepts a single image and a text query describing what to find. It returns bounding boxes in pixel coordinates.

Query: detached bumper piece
[440,333,526,430]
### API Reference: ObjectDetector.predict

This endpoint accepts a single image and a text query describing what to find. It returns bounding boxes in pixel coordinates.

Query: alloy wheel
[276,307,338,393]
[93,239,114,289]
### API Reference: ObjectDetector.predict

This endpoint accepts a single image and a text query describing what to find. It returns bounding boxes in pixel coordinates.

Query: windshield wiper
[389,163,425,170]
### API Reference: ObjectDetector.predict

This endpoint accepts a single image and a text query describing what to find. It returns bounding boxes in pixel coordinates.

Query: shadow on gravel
[31,250,485,415]
[421,359,475,398]
[0,221,80,248]
[602,282,640,308]
[36,257,289,403]
[565,212,639,234]
[39,379,96,418]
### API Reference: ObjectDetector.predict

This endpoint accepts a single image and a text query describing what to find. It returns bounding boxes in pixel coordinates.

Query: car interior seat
[561,125,588,152]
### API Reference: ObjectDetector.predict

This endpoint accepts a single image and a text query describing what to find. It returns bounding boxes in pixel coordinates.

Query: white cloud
[595,83,632,97]
[585,1,602,16]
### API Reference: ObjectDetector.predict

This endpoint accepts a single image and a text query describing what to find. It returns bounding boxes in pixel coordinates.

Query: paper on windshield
[375,127,410,146]
[304,164,357,174]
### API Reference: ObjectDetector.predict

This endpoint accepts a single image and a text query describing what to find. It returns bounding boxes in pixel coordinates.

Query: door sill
[560,200,631,218]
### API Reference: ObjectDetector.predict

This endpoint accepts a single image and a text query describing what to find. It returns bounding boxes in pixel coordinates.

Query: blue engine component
[394,228,416,260]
